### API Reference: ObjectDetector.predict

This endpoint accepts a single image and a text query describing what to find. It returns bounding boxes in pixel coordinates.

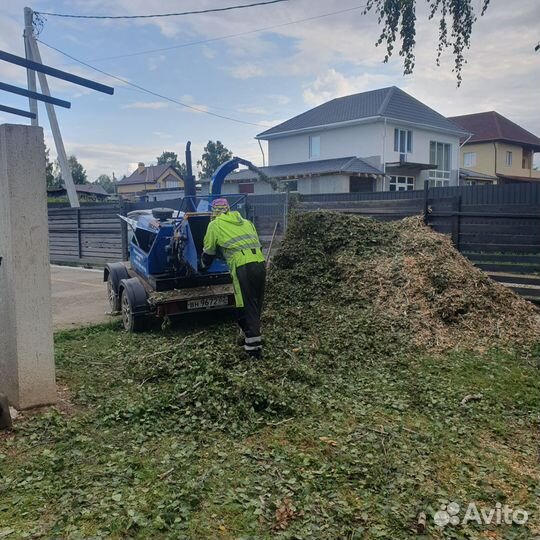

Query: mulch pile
[267,212,539,352]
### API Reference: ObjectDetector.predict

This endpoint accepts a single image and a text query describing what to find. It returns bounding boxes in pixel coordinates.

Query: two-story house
[117,162,184,201]
[220,86,468,194]
[448,111,540,185]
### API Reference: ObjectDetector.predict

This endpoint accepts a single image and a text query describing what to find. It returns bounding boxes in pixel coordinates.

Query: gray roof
[459,168,498,181]
[217,156,384,183]
[47,183,110,197]
[117,163,177,186]
[257,86,468,139]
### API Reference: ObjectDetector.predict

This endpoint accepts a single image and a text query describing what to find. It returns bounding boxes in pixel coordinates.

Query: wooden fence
[47,184,540,283]
[48,205,126,266]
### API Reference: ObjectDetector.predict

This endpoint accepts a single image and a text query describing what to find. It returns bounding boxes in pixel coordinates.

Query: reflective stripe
[245,336,261,344]
[244,343,262,351]
[221,234,259,248]
[226,242,261,256]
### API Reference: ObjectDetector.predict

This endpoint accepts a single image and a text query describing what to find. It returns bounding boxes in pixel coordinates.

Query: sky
[1,0,539,181]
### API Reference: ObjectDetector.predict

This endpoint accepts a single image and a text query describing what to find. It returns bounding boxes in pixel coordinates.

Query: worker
[201,198,266,358]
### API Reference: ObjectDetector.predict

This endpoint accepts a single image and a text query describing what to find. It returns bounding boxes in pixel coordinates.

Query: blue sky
[1,0,539,180]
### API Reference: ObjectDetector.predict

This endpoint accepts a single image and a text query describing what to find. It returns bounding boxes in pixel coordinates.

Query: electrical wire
[88,4,368,63]
[35,0,289,20]
[37,39,262,127]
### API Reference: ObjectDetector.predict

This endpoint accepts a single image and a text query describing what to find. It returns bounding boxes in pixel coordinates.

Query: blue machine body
[125,156,264,286]
[128,212,228,279]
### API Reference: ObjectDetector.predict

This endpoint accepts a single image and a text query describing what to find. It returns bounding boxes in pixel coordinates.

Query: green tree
[156,151,180,169]
[95,174,116,194]
[364,0,491,84]
[54,155,88,185]
[45,147,59,189]
[68,155,88,185]
[197,140,233,180]
[157,151,188,178]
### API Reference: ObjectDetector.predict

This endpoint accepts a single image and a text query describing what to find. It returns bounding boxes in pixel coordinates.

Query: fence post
[283,190,289,232]
[423,180,429,225]
[119,201,129,260]
[76,207,82,260]
[451,195,462,249]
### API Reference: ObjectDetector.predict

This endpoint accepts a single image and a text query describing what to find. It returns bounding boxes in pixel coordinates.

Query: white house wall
[266,120,461,189]
[268,122,385,165]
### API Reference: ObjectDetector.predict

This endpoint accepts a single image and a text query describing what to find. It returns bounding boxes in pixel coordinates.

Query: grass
[0,318,539,539]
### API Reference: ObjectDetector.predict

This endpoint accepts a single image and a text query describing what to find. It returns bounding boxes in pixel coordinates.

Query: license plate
[187,296,228,310]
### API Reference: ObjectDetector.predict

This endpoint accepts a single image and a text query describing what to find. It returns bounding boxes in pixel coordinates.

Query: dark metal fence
[48,183,540,272]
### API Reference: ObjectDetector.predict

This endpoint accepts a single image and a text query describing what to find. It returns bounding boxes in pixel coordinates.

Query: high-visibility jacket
[203,211,265,307]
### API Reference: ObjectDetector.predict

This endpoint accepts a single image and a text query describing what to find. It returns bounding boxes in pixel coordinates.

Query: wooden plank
[461,204,540,214]
[505,285,540,298]
[488,274,540,286]
[464,253,540,264]
[460,223,538,234]
[459,233,540,245]
[474,262,540,273]
[460,242,540,253]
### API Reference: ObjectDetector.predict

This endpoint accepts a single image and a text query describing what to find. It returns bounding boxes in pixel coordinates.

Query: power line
[37,39,262,127]
[88,4,368,63]
[35,0,289,20]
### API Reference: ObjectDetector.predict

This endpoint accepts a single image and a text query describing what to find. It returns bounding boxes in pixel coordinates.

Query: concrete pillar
[0,124,56,409]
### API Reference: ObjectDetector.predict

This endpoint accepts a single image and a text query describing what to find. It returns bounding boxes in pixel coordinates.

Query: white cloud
[152,131,172,139]
[228,64,265,79]
[267,94,291,106]
[238,105,269,115]
[302,69,395,107]
[121,101,168,109]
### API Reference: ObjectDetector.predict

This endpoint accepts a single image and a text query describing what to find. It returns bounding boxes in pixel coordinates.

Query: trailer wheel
[107,275,120,312]
[121,290,146,332]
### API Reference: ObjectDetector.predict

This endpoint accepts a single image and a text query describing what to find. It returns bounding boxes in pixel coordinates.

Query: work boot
[246,348,262,359]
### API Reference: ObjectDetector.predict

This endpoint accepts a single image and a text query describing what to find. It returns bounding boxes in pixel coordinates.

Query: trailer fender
[104,262,129,292]
[118,277,149,315]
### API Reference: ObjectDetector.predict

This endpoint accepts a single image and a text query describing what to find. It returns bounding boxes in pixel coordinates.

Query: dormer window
[309,135,320,159]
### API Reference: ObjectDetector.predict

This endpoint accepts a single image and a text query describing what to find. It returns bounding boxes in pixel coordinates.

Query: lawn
[1,317,539,539]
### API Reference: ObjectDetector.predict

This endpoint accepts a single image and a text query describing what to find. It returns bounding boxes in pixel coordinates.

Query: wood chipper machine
[104,143,272,331]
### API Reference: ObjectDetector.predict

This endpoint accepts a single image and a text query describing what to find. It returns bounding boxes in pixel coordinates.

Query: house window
[282,180,298,192]
[394,128,413,156]
[309,135,320,158]
[428,141,451,186]
[505,151,513,166]
[350,176,374,193]
[522,150,532,169]
[389,176,414,191]
[463,152,476,167]
[239,183,254,194]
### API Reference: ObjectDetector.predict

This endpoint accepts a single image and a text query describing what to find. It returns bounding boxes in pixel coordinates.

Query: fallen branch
[460,393,483,406]
[417,511,427,533]
[158,467,174,480]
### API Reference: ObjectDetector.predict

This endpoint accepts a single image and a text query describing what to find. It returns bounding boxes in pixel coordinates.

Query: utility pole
[23,7,38,126]
[23,6,80,208]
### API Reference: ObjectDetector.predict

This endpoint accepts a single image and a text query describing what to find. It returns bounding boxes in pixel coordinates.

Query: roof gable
[117,163,179,186]
[257,86,466,139]
[449,111,540,149]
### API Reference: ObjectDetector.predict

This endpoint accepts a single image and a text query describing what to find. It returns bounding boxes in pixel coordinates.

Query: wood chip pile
[267,212,539,352]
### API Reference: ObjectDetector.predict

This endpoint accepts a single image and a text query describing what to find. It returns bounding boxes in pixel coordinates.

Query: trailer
[104,145,272,331]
